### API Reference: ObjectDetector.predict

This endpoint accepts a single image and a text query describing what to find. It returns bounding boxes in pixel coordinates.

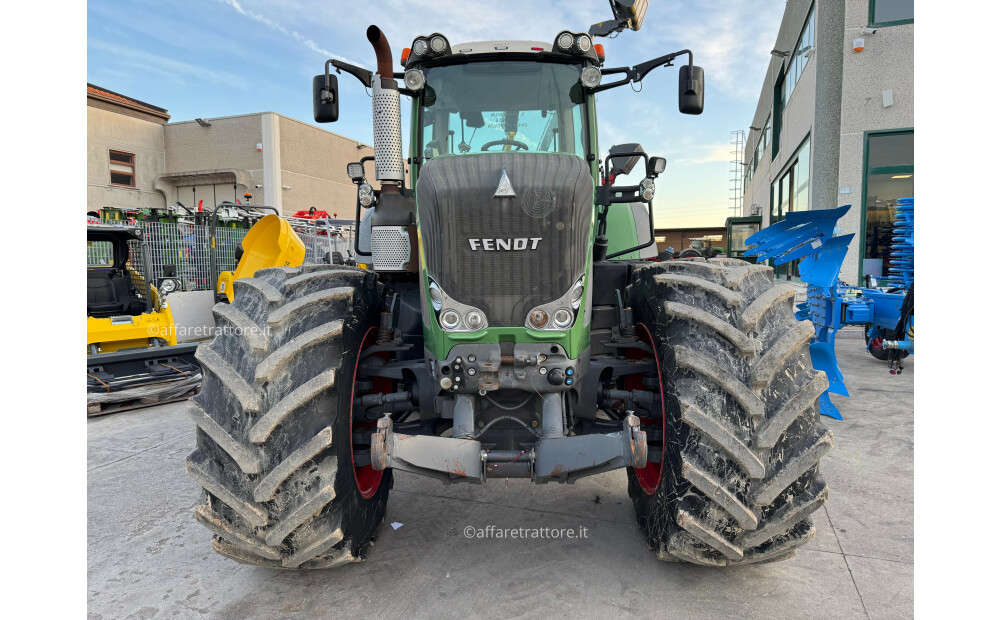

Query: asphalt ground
[88,333,913,619]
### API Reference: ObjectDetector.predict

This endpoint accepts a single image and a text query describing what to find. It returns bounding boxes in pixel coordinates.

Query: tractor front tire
[626,257,832,565]
[186,264,392,569]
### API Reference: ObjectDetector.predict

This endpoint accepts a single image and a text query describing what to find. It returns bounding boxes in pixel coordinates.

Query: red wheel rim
[629,323,665,495]
[349,326,386,499]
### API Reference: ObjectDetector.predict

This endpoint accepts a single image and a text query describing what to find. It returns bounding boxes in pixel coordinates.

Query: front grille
[417,153,594,326]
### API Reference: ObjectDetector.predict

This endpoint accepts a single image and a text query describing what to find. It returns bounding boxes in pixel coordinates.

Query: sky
[87,0,785,229]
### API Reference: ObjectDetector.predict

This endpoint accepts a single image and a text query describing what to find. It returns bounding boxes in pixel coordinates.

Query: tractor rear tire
[186,264,392,569]
[625,257,832,565]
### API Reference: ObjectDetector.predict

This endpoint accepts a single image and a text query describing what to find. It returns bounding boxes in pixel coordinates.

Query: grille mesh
[417,154,593,326]
[371,226,410,270]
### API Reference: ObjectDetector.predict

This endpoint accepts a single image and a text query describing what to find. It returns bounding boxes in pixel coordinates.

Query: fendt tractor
[187,0,833,569]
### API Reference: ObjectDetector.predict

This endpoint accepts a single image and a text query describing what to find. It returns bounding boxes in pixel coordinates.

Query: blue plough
[744,200,914,420]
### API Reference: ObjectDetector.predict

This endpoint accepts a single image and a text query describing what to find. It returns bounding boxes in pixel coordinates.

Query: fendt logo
[468,238,542,251]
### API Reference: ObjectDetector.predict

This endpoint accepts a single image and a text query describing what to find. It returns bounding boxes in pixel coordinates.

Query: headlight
[552,308,573,329]
[412,39,428,56]
[347,162,364,181]
[160,278,177,293]
[359,183,374,207]
[465,310,486,330]
[404,69,425,90]
[556,32,574,51]
[430,35,447,53]
[528,309,549,329]
[440,309,461,330]
[570,278,585,309]
[581,66,602,89]
[525,274,585,331]
[576,34,592,53]
[428,281,443,311]
[640,178,655,201]
[430,279,489,332]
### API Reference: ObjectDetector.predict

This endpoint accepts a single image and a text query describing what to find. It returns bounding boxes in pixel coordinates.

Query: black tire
[186,264,392,569]
[625,257,833,565]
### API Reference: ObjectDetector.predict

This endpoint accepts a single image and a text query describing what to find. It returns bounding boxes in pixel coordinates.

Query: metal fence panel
[95,217,356,292]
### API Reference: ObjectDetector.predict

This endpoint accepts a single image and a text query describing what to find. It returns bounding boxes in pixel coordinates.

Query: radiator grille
[417,153,593,326]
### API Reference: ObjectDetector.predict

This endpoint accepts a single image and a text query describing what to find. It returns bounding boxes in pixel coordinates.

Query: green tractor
[187,0,832,569]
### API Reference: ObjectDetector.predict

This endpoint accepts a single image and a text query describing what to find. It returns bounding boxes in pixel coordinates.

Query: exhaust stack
[366,25,404,191]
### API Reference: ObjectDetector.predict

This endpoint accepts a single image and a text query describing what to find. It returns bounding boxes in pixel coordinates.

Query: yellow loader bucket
[216,214,305,302]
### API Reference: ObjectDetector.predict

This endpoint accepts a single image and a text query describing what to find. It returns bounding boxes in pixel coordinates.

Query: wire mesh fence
[93,217,356,292]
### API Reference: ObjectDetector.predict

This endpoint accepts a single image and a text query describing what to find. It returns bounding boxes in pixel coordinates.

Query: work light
[404,69,426,91]
[581,66,602,88]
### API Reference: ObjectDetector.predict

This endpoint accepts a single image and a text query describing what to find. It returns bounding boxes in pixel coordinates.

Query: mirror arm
[325,59,374,89]
[589,50,694,94]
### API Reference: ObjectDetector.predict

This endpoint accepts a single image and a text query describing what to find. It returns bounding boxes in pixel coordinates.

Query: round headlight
[557,32,574,50]
[528,309,548,329]
[570,279,585,309]
[640,178,655,190]
[404,69,425,91]
[412,39,428,55]
[428,281,443,311]
[641,188,654,201]
[553,308,573,329]
[430,35,447,53]
[359,183,373,197]
[160,278,177,293]
[440,309,461,330]
[580,66,602,88]
[465,309,486,331]
[576,35,592,53]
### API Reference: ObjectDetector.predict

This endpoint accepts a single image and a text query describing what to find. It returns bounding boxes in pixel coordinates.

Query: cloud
[647,1,785,102]
[88,39,247,89]
[219,0,364,66]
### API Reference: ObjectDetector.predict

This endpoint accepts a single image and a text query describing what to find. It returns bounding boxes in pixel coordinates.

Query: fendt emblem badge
[494,168,516,198]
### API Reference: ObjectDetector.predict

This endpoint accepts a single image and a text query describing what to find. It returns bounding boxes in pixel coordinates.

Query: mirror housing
[313,74,339,123]
[608,143,644,176]
[678,65,704,115]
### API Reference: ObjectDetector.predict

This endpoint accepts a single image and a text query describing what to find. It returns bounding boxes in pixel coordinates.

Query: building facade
[87,85,373,217]
[741,0,914,284]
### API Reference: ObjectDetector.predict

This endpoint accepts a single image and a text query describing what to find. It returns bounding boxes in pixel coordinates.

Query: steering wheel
[480,139,529,152]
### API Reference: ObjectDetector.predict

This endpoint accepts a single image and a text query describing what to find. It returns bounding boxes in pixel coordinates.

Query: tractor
[187,0,832,569]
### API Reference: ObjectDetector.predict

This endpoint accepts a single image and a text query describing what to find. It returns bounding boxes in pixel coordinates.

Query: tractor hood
[416,153,593,327]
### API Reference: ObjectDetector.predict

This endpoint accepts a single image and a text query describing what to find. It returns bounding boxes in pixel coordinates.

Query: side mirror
[678,65,704,115]
[313,74,339,123]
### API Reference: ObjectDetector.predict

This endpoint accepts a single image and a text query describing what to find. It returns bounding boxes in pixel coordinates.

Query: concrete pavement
[87,334,913,619]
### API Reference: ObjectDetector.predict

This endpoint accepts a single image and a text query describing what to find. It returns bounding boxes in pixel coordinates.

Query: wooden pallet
[87,383,201,418]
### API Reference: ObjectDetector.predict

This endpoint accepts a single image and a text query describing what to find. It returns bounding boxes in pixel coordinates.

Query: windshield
[420,61,588,161]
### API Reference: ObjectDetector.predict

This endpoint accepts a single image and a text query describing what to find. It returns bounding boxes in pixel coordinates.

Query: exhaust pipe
[366,25,404,192]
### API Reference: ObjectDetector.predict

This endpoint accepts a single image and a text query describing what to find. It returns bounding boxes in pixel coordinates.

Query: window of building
[869,0,913,26]
[755,115,772,167]
[781,4,816,107]
[770,136,811,279]
[861,130,913,282]
[109,150,136,187]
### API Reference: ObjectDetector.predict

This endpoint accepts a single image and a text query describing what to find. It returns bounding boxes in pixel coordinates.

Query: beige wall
[87,104,167,212]
[278,115,373,217]
[837,0,914,282]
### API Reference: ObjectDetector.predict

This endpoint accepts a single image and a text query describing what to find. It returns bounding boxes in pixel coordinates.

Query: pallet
[87,382,201,418]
